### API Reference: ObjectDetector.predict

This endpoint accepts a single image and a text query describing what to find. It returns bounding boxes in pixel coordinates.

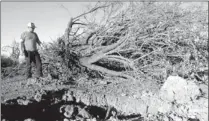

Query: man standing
[20,22,43,79]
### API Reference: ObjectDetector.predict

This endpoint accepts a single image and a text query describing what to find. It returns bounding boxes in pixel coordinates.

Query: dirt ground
[2,72,208,121]
[1,73,162,120]
[1,74,160,102]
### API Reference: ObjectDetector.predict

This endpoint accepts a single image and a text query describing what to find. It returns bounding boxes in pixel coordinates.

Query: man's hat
[27,22,36,28]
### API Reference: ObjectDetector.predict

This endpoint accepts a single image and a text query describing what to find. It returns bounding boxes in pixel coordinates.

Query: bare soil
[1,74,161,121]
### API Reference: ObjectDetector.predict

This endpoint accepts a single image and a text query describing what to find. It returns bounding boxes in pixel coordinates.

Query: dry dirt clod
[107,116,118,121]
[34,91,44,102]
[121,93,127,96]
[64,111,72,118]
[60,105,66,113]
[63,118,70,121]
[62,91,75,102]
[78,107,91,119]
[63,105,75,118]
[24,118,36,121]
[86,118,97,121]
[17,98,31,105]
[99,80,108,85]
[34,94,42,102]
[26,78,37,86]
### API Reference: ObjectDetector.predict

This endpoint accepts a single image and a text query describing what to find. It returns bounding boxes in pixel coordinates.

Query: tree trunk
[79,40,136,80]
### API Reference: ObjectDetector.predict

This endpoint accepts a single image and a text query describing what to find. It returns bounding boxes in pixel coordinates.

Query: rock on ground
[159,76,201,104]
[148,76,208,121]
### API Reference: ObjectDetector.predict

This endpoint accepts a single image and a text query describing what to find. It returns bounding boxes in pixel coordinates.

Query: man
[20,22,43,79]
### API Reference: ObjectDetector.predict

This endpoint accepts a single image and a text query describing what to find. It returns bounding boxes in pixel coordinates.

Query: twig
[59,4,71,16]
[133,48,162,62]
[73,5,111,20]
[73,22,87,26]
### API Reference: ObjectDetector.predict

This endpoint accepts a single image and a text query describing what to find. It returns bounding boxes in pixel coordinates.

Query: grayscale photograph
[1,1,208,121]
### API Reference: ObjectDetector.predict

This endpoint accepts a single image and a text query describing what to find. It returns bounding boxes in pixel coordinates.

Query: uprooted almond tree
[38,2,208,83]
[2,2,208,84]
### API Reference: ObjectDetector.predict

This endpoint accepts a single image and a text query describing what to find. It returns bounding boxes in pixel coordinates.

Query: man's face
[28,27,35,32]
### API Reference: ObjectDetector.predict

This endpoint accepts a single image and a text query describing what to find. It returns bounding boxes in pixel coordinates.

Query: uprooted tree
[39,2,208,82]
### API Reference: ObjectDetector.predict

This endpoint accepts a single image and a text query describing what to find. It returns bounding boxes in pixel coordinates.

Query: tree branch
[63,17,73,43]
[86,32,96,44]
[101,35,128,54]
[73,5,111,20]
[73,22,87,26]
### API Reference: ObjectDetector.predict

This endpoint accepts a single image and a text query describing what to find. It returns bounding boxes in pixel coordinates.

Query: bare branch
[72,27,81,36]
[73,22,87,26]
[133,48,162,62]
[59,4,71,16]
[102,35,129,54]
[105,55,133,65]
[85,31,96,44]
[73,4,111,20]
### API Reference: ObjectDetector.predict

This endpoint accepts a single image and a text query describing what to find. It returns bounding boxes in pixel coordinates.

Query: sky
[1,2,97,56]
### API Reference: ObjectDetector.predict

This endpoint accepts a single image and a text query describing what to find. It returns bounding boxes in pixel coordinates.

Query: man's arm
[35,33,42,46]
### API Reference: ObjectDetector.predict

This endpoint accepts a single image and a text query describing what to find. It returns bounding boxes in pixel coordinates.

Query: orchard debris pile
[1,2,208,84]
[38,2,208,83]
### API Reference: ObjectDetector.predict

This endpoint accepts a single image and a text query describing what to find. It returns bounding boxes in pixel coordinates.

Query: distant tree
[1,39,20,64]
